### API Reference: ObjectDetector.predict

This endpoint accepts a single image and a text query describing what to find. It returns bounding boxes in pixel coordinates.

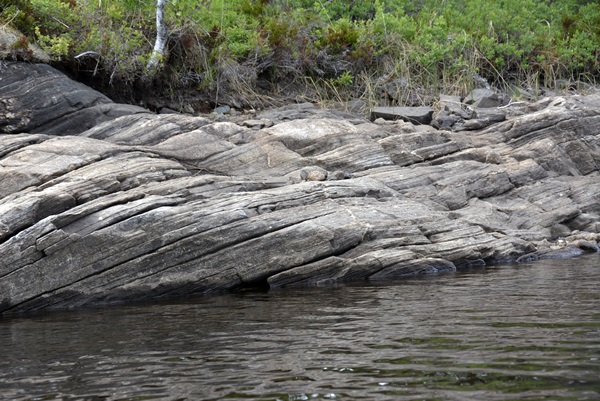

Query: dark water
[1,254,599,401]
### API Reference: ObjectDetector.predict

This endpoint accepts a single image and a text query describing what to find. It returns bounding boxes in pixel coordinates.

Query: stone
[241,119,274,129]
[370,106,434,125]
[431,94,474,130]
[301,166,328,181]
[0,62,147,136]
[464,88,509,108]
[215,105,231,115]
[0,26,50,63]
[1,61,600,314]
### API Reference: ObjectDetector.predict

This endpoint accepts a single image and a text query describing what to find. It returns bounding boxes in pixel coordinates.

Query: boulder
[1,61,600,314]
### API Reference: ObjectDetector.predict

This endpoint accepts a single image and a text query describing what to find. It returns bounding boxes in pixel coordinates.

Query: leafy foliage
[3,0,599,105]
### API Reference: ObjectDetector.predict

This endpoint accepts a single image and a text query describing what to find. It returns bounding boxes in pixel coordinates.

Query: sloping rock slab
[0,62,146,136]
[1,62,600,314]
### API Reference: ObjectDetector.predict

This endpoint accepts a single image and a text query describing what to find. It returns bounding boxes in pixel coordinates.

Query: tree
[146,0,168,74]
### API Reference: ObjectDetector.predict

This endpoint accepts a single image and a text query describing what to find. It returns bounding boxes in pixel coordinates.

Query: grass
[1,0,599,110]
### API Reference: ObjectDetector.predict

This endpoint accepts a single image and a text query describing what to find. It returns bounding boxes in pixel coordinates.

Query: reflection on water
[1,254,599,400]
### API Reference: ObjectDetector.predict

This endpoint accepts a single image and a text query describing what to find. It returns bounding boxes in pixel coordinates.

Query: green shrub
[4,0,599,105]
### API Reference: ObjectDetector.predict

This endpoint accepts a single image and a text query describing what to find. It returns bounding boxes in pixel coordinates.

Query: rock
[241,119,274,129]
[159,107,179,114]
[370,106,434,125]
[1,61,600,314]
[0,26,50,63]
[0,62,147,136]
[457,108,508,130]
[431,94,474,130]
[215,105,231,115]
[464,88,509,108]
[300,166,328,181]
[473,108,506,122]
[432,95,507,131]
[439,94,473,119]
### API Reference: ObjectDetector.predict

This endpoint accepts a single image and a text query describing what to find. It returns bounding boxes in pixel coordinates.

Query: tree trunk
[146,0,168,74]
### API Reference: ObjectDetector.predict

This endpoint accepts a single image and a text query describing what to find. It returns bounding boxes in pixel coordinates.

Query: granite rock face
[1,62,599,314]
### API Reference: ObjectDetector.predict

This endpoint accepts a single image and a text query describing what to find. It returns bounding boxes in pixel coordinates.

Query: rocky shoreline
[1,61,599,314]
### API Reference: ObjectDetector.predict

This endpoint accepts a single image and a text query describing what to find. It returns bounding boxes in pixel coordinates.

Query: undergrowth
[1,0,599,110]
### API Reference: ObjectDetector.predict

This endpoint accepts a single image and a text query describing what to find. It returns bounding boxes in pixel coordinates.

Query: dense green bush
[2,0,598,106]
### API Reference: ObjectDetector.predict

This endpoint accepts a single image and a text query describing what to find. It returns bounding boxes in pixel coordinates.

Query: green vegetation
[2,0,599,108]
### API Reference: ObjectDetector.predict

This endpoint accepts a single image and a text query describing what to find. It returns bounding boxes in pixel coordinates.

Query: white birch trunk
[146,0,168,74]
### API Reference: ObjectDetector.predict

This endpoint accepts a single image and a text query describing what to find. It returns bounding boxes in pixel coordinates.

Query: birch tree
[146,0,168,74]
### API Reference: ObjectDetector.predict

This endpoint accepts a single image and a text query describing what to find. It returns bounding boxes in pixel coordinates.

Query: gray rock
[215,105,231,115]
[464,88,509,108]
[1,62,600,314]
[300,166,328,181]
[431,94,474,130]
[241,119,274,129]
[370,106,434,125]
[0,26,50,63]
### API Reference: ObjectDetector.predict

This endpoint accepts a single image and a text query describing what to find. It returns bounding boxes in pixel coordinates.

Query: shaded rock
[369,258,456,279]
[1,62,600,314]
[431,95,473,130]
[0,62,147,136]
[537,246,587,260]
[370,106,434,125]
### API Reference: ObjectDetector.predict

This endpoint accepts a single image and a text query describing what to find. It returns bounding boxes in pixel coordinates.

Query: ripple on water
[0,254,599,400]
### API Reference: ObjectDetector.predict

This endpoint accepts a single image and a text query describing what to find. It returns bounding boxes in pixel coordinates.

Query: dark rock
[0,62,146,136]
[370,106,434,125]
[159,107,179,114]
[537,246,587,260]
[1,62,600,314]
[431,95,471,130]
[517,253,539,263]
[570,239,599,252]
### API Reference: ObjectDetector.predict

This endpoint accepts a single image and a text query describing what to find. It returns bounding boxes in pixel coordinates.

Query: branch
[75,51,101,59]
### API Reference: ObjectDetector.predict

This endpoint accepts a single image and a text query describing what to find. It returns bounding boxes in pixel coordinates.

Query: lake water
[1,253,599,401]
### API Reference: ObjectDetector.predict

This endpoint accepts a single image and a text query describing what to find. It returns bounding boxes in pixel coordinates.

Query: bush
[4,0,599,106]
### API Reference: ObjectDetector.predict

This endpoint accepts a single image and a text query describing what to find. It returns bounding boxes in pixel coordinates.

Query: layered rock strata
[1,62,599,314]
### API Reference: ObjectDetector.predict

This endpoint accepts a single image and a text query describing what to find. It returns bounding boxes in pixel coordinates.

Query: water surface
[1,254,599,400]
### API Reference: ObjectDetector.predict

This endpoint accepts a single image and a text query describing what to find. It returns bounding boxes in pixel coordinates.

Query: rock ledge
[1,62,599,314]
